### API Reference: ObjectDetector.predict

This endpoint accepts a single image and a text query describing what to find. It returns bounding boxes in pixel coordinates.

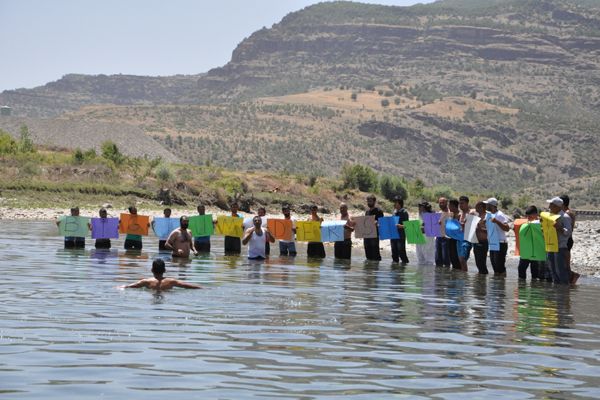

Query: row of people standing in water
[56,193,577,284]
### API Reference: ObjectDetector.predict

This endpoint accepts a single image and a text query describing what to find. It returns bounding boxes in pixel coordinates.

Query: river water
[1,221,600,399]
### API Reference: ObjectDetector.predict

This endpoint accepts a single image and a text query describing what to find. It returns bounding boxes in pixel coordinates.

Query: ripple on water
[1,221,600,399]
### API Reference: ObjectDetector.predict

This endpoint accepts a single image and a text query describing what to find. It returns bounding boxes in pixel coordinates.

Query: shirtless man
[165,216,198,258]
[122,259,201,289]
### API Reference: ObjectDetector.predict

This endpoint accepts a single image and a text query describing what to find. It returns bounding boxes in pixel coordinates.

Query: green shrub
[73,148,85,164]
[379,175,409,202]
[18,125,35,153]
[341,164,378,192]
[0,132,18,154]
[381,99,390,107]
[155,164,173,182]
[101,141,124,165]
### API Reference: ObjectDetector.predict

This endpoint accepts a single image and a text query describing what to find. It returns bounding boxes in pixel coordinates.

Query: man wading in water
[165,216,198,258]
[122,259,201,290]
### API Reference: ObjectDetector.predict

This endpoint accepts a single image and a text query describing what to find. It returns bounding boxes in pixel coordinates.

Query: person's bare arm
[242,228,254,245]
[492,217,510,232]
[165,230,176,250]
[189,229,198,255]
[173,280,201,289]
[266,230,276,243]
[122,279,150,289]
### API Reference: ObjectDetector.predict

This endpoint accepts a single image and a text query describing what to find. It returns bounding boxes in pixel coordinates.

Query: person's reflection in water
[514,279,546,339]
[486,275,507,336]
[90,248,118,265]
[332,259,351,270]
[245,257,265,282]
[541,285,574,340]
[56,248,87,259]
[470,274,489,336]
[443,269,468,333]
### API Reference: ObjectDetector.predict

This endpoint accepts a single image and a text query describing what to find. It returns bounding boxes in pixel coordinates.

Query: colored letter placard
[153,218,180,239]
[519,223,546,261]
[540,212,560,253]
[320,221,346,242]
[189,215,214,237]
[404,220,427,244]
[485,214,500,251]
[58,216,90,237]
[464,214,481,244]
[215,215,244,238]
[353,215,378,239]
[91,217,119,239]
[296,221,322,242]
[423,213,441,238]
[119,214,150,236]
[513,218,528,256]
[445,219,463,241]
[267,219,293,241]
[378,216,400,240]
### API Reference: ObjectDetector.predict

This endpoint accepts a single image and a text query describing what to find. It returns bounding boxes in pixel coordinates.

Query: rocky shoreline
[1,206,598,277]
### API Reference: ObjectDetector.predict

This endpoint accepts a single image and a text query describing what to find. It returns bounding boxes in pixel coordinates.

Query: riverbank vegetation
[0,127,497,213]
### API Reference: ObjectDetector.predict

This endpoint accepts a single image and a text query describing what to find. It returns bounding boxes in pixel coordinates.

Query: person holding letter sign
[364,195,384,261]
[192,205,213,253]
[334,203,354,260]
[56,206,87,249]
[306,205,325,259]
[242,216,275,260]
[545,197,572,285]
[435,197,451,268]
[391,196,409,265]
[416,202,436,265]
[484,198,510,275]
[121,206,149,250]
[222,202,243,255]
[278,205,297,257]
[458,196,474,272]
[151,208,173,251]
[93,208,113,249]
[473,201,489,274]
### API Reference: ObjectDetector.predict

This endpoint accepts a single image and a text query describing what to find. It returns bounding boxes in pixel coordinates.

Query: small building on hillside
[0,106,11,116]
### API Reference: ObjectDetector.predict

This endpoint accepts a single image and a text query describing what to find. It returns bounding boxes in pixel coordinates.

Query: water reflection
[0,221,599,399]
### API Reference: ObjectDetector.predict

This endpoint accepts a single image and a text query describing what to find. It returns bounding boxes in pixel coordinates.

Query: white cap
[546,197,564,207]
[483,197,498,207]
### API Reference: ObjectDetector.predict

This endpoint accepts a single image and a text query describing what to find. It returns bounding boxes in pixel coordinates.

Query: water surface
[1,221,600,399]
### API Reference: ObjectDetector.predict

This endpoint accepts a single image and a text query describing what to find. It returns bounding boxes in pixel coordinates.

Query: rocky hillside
[1,0,600,203]
[0,74,202,118]
[0,117,179,162]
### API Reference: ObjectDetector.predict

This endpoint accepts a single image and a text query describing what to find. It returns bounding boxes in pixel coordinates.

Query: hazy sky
[0,0,435,91]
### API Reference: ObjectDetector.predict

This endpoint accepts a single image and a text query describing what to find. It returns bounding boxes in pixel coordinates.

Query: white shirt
[248,229,267,259]
[494,210,509,242]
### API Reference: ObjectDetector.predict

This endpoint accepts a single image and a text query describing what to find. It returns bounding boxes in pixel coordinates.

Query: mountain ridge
[1,0,599,204]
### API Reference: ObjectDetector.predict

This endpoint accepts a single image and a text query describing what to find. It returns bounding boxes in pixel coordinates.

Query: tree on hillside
[341,164,378,192]
[380,175,408,202]
[18,125,35,153]
[101,141,124,165]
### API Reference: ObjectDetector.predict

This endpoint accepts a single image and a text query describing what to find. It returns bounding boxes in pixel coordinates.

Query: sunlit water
[1,221,600,399]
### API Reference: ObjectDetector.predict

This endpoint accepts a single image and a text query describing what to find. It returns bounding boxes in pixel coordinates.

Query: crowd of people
[57,193,579,286]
